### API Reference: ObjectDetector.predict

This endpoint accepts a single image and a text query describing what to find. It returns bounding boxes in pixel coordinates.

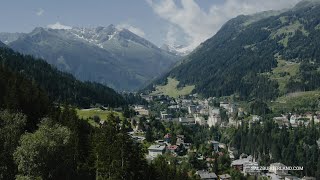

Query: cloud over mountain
[147,0,302,51]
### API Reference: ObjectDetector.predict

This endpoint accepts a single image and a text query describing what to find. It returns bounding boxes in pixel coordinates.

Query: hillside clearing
[76,108,124,127]
[151,77,195,98]
[270,59,300,94]
[270,91,320,113]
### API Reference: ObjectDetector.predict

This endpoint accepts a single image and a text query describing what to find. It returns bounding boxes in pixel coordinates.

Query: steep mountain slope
[148,0,320,100]
[0,40,6,48]
[3,25,180,91]
[0,32,24,44]
[0,47,125,108]
[160,44,191,56]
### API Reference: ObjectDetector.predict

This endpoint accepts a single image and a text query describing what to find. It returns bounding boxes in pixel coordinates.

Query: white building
[160,111,172,120]
[231,155,253,172]
[220,102,237,114]
[269,163,288,175]
[194,114,206,125]
[148,145,166,158]
[243,162,260,176]
[290,115,297,124]
[210,108,220,115]
[196,170,217,180]
[207,114,221,127]
[252,115,261,122]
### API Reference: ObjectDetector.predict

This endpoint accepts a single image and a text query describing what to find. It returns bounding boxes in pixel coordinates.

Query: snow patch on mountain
[47,22,72,30]
[161,44,191,56]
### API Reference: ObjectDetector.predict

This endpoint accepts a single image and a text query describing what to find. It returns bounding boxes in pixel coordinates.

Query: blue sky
[0,0,301,49]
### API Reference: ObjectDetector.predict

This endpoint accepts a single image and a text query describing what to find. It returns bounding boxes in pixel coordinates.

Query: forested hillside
[148,0,320,100]
[0,50,190,179]
[0,47,125,108]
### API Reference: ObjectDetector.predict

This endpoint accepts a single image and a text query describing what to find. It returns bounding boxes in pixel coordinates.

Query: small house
[148,145,166,158]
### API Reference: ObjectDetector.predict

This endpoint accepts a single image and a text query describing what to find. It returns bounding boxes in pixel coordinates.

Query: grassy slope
[76,108,124,127]
[151,77,195,98]
[270,91,320,113]
[271,20,309,47]
[261,58,300,94]
[270,59,300,94]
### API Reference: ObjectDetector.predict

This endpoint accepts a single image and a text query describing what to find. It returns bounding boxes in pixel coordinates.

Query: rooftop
[210,140,219,144]
[219,174,231,179]
[231,155,253,166]
[148,145,166,151]
[167,145,178,150]
[196,170,217,179]
[270,162,286,167]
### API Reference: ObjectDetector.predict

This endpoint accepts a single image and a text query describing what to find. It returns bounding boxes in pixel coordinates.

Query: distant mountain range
[0,25,181,91]
[147,0,320,100]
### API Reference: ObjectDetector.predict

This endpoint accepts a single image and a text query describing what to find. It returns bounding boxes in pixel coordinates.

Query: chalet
[274,118,289,128]
[196,170,217,180]
[178,117,195,125]
[220,102,237,114]
[243,161,260,176]
[195,114,206,125]
[135,107,149,116]
[207,114,221,127]
[231,155,253,171]
[167,145,179,153]
[200,108,209,115]
[269,163,288,176]
[210,108,220,116]
[148,145,166,158]
[161,111,172,120]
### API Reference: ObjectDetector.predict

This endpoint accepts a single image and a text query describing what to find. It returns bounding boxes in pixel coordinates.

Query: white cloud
[146,0,302,51]
[47,22,72,30]
[36,8,44,16]
[116,23,145,37]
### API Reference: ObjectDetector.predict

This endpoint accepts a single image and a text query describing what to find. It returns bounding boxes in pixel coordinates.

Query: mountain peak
[6,24,180,91]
